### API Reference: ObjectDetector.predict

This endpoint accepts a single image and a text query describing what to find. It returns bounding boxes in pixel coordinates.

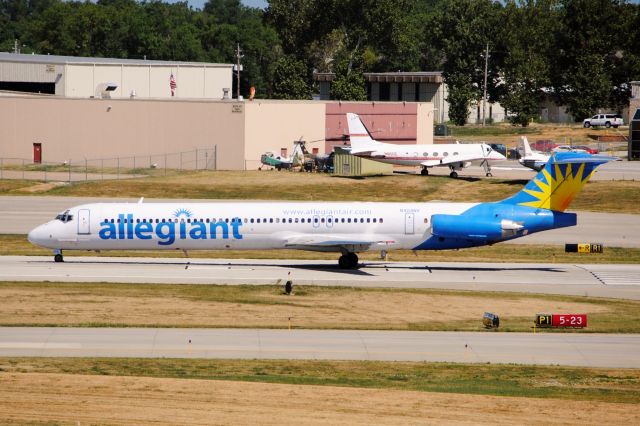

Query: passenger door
[78,209,90,235]
[404,213,415,235]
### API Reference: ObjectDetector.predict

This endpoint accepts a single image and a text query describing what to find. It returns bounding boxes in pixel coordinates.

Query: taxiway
[0,327,637,368]
[2,256,639,299]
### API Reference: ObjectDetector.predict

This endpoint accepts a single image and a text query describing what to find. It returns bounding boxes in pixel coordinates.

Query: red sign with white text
[551,314,587,328]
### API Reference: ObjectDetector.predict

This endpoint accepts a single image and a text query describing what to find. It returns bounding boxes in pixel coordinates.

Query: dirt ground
[0,286,608,328]
[0,372,637,425]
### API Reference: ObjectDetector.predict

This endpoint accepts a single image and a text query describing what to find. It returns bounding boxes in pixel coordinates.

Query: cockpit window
[55,210,73,223]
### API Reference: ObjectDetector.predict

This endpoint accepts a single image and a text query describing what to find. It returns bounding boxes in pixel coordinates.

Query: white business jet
[347,113,505,177]
[28,152,613,269]
[518,136,550,172]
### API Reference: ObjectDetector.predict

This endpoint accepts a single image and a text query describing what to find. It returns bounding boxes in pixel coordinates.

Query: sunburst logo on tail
[501,153,609,212]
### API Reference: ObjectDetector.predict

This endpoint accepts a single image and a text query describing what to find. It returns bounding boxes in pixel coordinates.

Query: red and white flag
[169,73,177,96]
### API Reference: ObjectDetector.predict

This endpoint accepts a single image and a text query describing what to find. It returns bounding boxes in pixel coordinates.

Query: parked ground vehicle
[554,145,587,153]
[530,140,558,152]
[583,114,624,128]
[489,143,521,159]
[573,145,599,154]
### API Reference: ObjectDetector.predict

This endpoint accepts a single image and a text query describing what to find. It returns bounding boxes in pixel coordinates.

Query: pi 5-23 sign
[535,314,587,328]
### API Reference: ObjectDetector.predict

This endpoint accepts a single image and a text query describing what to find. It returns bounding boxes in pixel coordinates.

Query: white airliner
[28,152,612,269]
[518,136,550,172]
[347,113,506,177]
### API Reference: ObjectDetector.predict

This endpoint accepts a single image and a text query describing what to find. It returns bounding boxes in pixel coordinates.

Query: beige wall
[244,101,326,170]
[0,96,245,170]
[416,102,434,145]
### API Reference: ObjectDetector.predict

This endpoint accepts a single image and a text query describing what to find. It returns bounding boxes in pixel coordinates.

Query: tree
[432,0,504,125]
[551,0,633,120]
[270,55,311,99]
[330,59,367,101]
[499,1,557,126]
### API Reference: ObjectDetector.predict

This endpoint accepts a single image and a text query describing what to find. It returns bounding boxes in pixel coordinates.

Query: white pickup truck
[583,113,624,128]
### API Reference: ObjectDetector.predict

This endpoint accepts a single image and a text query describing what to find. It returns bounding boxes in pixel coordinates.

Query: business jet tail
[500,152,614,212]
[347,113,382,153]
[521,136,534,157]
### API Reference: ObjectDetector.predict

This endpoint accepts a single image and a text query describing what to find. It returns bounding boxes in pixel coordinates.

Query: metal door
[78,209,90,234]
[404,213,414,235]
[33,143,42,164]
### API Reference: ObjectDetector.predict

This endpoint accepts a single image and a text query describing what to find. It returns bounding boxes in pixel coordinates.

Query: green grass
[4,233,640,263]
[2,282,640,332]
[1,357,638,403]
[448,124,544,137]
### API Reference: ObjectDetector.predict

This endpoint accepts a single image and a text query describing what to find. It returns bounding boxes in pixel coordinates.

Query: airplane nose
[28,225,49,247]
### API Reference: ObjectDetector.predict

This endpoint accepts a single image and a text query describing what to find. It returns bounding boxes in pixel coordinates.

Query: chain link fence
[0,147,217,182]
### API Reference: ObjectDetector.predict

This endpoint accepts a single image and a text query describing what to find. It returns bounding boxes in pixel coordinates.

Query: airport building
[0,53,434,171]
[0,52,233,99]
[315,71,507,125]
[0,95,433,170]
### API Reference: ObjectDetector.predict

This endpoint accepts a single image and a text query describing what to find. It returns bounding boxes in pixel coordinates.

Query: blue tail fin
[500,152,614,212]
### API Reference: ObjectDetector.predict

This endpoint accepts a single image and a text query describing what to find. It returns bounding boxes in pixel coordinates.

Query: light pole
[482,43,489,126]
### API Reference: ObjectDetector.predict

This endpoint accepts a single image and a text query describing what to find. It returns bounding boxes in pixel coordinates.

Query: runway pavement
[2,195,639,247]
[2,256,639,300]
[0,327,637,368]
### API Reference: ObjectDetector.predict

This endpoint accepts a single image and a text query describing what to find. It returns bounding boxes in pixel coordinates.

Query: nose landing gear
[53,250,63,263]
[338,252,359,269]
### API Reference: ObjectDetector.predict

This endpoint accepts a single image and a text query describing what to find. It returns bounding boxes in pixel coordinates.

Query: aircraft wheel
[420,168,428,176]
[54,253,64,263]
[449,171,458,178]
[486,172,492,177]
[347,252,359,268]
[338,253,359,269]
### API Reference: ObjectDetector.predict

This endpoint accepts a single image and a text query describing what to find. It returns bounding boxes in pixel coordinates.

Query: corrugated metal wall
[333,153,393,176]
[0,61,59,82]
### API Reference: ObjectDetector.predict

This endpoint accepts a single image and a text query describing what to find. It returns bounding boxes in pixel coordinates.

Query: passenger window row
[103,217,385,225]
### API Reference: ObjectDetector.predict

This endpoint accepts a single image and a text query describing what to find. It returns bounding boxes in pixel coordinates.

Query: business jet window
[443,152,448,156]
[454,152,459,155]
[433,152,438,156]
[379,218,384,223]
[423,152,428,156]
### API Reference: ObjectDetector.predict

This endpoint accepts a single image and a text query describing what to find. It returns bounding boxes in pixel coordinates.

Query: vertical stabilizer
[347,113,380,152]
[500,152,613,212]
[521,136,534,157]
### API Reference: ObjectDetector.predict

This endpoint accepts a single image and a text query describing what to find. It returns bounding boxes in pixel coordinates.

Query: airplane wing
[282,234,396,252]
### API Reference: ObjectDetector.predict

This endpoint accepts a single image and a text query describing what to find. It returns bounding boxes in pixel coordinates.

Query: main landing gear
[53,250,64,263]
[449,170,458,178]
[420,167,429,176]
[338,252,359,269]
[481,159,493,177]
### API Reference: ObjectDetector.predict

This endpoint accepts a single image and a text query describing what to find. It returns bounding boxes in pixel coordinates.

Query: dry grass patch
[0,370,637,425]
[1,283,635,332]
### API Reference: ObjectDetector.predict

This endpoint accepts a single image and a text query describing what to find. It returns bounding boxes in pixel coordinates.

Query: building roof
[364,72,443,83]
[0,52,232,68]
[314,71,443,84]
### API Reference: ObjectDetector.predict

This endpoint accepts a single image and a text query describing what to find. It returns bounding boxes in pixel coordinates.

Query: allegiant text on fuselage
[98,214,243,245]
